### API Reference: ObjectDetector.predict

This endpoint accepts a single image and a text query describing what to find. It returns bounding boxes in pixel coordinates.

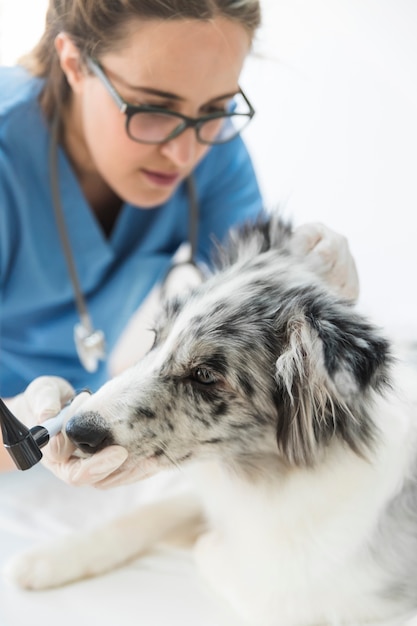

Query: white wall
[1,0,416,340]
[242,0,417,341]
[0,0,48,64]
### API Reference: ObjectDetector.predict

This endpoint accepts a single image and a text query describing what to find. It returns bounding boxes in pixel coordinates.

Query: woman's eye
[202,106,227,115]
[129,98,174,111]
[146,103,172,111]
[192,368,218,385]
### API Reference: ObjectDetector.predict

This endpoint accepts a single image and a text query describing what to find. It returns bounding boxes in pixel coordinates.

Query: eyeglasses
[86,57,255,146]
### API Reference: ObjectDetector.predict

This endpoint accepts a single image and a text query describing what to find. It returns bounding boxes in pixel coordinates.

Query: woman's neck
[59,101,122,236]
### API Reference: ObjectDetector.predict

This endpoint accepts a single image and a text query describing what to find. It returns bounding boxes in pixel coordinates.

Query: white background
[1,0,416,340]
[0,4,416,625]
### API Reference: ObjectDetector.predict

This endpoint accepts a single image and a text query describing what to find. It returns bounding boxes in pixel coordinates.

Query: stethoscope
[0,117,201,470]
[49,112,201,373]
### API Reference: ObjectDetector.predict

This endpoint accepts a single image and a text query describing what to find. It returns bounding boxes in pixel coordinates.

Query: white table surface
[0,466,245,626]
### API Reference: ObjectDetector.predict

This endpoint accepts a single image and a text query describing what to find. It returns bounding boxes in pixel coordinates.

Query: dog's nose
[65,412,114,454]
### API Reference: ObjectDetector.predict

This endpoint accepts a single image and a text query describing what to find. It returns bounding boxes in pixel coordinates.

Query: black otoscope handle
[0,398,50,470]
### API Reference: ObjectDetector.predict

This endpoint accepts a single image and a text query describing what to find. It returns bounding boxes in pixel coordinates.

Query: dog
[5,215,417,626]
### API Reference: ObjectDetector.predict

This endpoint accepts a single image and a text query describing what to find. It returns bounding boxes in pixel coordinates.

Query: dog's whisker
[155,439,186,473]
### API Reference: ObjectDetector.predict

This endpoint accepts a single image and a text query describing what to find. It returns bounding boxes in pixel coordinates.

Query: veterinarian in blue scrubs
[0,0,358,481]
[0,0,264,478]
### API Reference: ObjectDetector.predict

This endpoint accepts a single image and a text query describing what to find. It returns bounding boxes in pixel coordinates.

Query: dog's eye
[192,367,218,385]
[149,329,158,350]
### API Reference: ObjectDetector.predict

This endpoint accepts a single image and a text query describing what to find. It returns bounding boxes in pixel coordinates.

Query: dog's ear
[273,297,391,467]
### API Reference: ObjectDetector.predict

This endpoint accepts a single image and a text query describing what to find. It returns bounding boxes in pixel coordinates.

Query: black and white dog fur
[5,216,417,626]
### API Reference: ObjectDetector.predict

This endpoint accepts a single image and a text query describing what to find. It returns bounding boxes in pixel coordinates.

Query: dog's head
[66,216,391,482]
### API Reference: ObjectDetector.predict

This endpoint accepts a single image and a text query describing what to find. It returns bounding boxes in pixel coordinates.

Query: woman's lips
[142,169,181,187]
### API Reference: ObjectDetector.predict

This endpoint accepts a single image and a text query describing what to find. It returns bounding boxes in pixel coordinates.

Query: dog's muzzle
[66,412,115,455]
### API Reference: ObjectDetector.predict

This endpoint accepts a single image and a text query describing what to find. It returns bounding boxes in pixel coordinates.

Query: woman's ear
[54,32,85,94]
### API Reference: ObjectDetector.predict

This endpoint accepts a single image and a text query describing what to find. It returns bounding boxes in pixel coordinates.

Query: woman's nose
[160,128,201,168]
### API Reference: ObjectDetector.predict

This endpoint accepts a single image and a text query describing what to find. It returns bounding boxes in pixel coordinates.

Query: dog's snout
[66,411,114,454]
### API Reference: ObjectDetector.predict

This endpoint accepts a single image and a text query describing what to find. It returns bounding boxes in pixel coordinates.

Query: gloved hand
[290,222,360,301]
[6,376,128,486]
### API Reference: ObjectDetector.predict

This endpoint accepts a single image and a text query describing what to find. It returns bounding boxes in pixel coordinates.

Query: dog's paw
[3,531,114,590]
[4,545,75,590]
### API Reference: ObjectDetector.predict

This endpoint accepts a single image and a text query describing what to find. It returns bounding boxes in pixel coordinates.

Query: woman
[0,0,357,481]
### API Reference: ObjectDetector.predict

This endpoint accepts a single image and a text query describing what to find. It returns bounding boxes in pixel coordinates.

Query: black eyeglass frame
[85,57,255,146]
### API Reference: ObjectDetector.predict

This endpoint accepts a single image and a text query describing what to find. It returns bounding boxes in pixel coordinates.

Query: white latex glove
[5,376,128,486]
[290,222,359,301]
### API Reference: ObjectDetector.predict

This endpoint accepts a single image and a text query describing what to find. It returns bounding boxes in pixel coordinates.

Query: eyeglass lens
[127,92,252,145]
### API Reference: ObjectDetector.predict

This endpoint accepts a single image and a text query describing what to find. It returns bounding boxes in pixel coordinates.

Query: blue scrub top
[0,66,263,396]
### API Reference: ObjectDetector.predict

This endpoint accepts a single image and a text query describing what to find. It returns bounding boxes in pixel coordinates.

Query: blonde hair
[21,0,261,120]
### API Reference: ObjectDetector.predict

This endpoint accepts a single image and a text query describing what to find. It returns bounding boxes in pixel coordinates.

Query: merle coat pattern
[5,216,417,626]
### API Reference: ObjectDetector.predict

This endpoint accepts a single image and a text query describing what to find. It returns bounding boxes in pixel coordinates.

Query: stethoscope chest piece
[74,323,106,373]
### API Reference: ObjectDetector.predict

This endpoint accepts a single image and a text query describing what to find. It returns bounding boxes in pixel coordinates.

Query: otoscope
[0,394,85,471]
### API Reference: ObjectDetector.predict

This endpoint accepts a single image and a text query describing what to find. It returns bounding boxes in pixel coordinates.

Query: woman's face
[64,17,251,208]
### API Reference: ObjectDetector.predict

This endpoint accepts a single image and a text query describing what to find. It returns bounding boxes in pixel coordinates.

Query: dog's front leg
[194,531,259,624]
[4,492,203,590]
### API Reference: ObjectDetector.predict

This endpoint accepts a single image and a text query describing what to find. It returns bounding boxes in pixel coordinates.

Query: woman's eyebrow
[131,86,184,101]
[209,91,240,102]
[125,84,239,103]
[107,64,239,102]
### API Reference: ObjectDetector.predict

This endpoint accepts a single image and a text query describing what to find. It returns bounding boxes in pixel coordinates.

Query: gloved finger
[24,376,75,422]
[43,391,92,463]
[306,236,346,274]
[47,446,128,486]
[92,468,144,490]
[291,222,359,301]
[44,431,77,464]
[289,222,325,257]
[311,237,359,299]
